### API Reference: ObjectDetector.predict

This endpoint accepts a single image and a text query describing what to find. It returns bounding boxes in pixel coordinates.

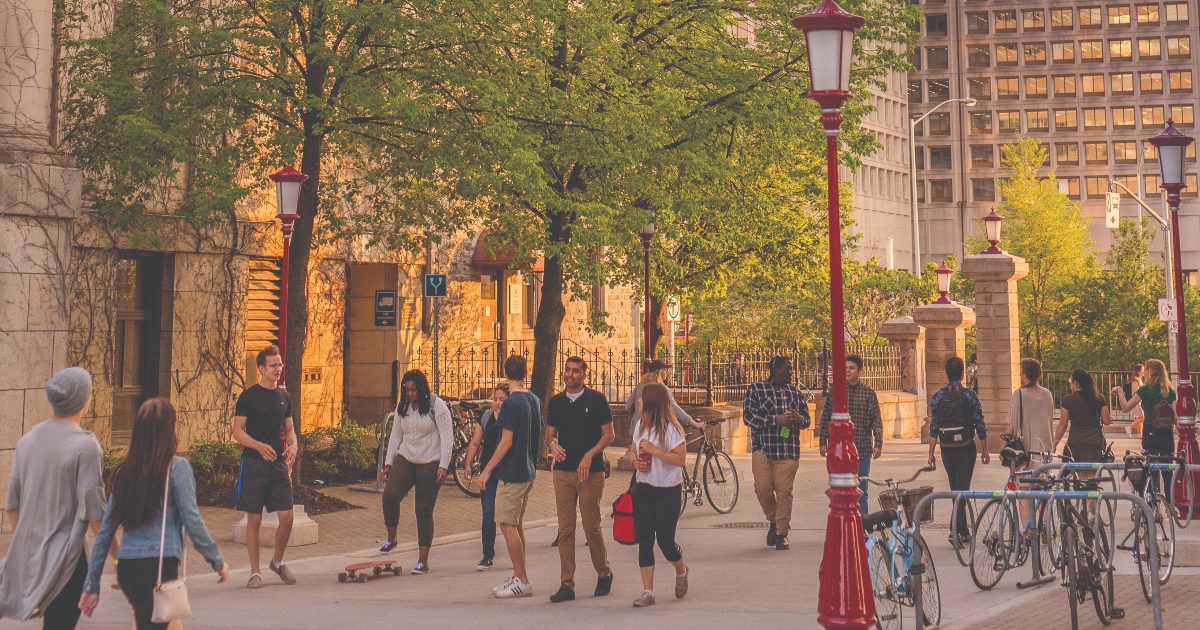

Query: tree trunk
[530,250,567,406]
[648,294,665,360]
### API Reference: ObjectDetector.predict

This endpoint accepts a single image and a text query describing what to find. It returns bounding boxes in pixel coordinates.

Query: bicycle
[678,419,739,514]
[448,399,488,498]
[862,466,940,630]
[1118,451,1178,603]
[1053,476,1118,629]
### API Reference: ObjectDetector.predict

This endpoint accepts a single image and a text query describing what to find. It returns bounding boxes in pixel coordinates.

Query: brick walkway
[962,574,1200,629]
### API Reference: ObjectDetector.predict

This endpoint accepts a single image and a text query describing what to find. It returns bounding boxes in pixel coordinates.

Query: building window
[1141,71,1164,93]
[927,47,949,69]
[1109,39,1133,60]
[967,11,990,34]
[1142,105,1165,127]
[971,144,994,167]
[1085,141,1109,164]
[1086,176,1110,197]
[972,179,996,201]
[1052,42,1076,63]
[916,180,926,203]
[968,77,991,100]
[524,273,542,328]
[929,180,954,202]
[1082,73,1106,95]
[1108,5,1132,26]
[1027,109,1050,131]
[1167,36,1191,59]
[1137,3,1160,24]
[1113,106,1137,128]
[968,45,991,67]
[1058,177,1082,199]
[915,148,925,170]
[1056,142,1080,165]
[1079,6,1103,27]
[927,79,950,101]
[908,47,922,70]
[1025,76,1049,97]
[998,110,1021,133]
[1114,175,1139,193]
[1055,108,1079,130]
[995,44,1018,66]
[1139,37,1161,58]
[1053,75,1077,96]
[1170,70,1193,93]
[928,112,951,135]
[1083,107,1107,129]
[1144,142,1159,163]
[113,256,166,438]
[1024,43,1047,64]
[1023,9,1046,30]
[1080,40,1104,61]
[995,9,1017,31]
[1110,73,1134,95]
[1165,2,1189,23]
[1145,174,1162,194]
[1051,8,1074,29]
[1114,141,1139,163]
[587,281,607,326]
[970,111,994,134]
[1171,104,1195,127]
[1187,174,1200,197]
[997,77,1020,99]
[926,13,948,34]
[929,145,953,168]
[908,80,923,104]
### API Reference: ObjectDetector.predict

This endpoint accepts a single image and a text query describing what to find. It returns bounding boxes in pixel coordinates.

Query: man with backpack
[927,356,990,545]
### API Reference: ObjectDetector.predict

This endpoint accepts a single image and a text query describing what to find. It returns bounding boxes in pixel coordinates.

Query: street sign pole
[432,297,440,396]
[423,273,448,396]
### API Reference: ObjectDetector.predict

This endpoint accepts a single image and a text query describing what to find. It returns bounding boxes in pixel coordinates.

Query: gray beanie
[46,367,93,417]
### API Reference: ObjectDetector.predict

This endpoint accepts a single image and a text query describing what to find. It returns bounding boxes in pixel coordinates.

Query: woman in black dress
[1054,368,1112,466]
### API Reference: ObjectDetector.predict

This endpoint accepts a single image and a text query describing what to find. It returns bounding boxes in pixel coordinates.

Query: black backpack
[934,385,972,447]
[1151,399,1177,431]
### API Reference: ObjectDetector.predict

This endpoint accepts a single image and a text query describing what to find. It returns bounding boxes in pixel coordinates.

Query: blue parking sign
[424,274,448,297]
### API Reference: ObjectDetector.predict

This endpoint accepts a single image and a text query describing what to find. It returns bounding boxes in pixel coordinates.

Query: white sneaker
[492,576,517,594]
[494,578,533,598]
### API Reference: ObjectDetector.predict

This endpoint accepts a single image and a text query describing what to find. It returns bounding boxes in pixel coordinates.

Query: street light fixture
[792,1,874,628]
[981,207,1005,254]
[908,97,977,274]
[933,261,955,304]
[268,166,309,388]
[640,221,656,362]
[1149,119,1198,517]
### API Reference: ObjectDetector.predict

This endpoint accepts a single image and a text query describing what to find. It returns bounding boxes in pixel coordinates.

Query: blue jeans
[858,457,871,518]
[480,476,499,560]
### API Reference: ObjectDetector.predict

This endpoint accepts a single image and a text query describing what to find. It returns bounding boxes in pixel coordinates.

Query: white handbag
[151,463,192,623]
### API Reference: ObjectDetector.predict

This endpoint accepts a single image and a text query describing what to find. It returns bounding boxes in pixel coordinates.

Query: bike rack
[908,490,1165,630]
[1031,461,1200,528]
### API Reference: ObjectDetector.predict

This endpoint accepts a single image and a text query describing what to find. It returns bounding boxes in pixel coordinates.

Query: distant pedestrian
[1123,364,1146,438]
[627,359,696,428]
[928,357,990,546]
[547,356,615,603]
[232,345,298,588]
[726,354,748,389]
[478,355,543,599]
[966,354,979,391]
[1005,358,1055,525]
[0,367,105,630]
[1113,358,1176,457]
[379,369,452,574]
[628,383,689,608]
[743,356,810,551]
[464,383,508,571]
[1054,369,1112,466]
[79,398,230,629]
[819,354,883,518]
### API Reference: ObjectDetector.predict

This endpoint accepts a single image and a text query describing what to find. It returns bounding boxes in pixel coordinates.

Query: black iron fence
[399,338,904,406]
[1042,369,1199,422]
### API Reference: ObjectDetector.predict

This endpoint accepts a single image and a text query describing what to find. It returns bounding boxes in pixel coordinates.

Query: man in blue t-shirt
[479,355,542,599]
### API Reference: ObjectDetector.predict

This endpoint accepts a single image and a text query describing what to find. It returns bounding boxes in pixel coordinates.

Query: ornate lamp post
[792,2,874,628]
[268,166,308,388]
[981,207,1005,254]
[1149,120,1198,517]
[641,221,656,362]
[933,261,955,304]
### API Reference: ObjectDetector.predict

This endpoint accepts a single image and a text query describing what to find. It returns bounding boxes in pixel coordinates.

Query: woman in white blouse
[379,370,452,574]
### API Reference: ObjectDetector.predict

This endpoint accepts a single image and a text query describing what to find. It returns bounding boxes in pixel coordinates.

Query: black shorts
[237,456,294,513]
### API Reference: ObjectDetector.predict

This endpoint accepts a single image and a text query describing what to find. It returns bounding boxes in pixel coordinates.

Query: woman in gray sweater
[628,360,696,428]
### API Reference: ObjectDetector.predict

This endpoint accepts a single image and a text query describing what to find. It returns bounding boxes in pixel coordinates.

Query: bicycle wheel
[1134,505,1154,603]
[1150,493,1176,586]
[1086,523,1113,626]
[1172,465,1195,529]
[452,449,482,498]
[702,451,739,514]
[868,537,902,630]
[1094,497,1117,571]
[1062,525,1081,630]
[950,496,976,568]
[679,472,691,516]
[915,535,941,628]
[970,498,1011,591]
[1034,499,1061,576]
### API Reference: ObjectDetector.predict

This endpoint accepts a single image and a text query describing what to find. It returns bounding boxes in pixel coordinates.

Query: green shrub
[299,417,376,484]
[187,441,243,507]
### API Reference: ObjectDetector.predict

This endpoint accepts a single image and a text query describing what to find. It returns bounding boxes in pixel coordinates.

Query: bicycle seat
[863,509,899,534]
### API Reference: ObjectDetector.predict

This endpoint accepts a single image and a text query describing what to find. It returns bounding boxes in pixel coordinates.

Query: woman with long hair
[1114,358,1177,456]
[1054,369,1112,466]
[627,359,696,428]
[1124,364,1146,438]
[79,398,229,629]
[1006,358,1055,523]
[464,383,508,571]
[379,369,452,574]
[627,383,689,607]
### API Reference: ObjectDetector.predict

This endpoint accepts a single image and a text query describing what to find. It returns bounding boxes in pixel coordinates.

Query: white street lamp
[908,97,976,274]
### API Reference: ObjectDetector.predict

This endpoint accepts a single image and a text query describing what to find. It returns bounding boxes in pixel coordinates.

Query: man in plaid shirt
[742,356,810,551]
[819,354,883,518]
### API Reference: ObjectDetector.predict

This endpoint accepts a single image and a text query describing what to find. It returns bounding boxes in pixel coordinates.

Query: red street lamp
[793,2,874,628]
[269,166,309,388]
[641,221,656,361]
[933,261,955,304]
[982,207,1005,254]
[1149,120,1199,517]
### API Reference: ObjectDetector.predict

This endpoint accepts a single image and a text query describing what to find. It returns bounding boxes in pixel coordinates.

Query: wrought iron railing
[1042,369,1199,422]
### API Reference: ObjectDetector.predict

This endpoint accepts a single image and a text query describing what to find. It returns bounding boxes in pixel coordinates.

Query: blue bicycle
[863,467,940,630]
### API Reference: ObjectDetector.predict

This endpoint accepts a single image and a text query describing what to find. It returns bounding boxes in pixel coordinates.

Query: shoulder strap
[157,462,172,587]
[1018,389,1024,434]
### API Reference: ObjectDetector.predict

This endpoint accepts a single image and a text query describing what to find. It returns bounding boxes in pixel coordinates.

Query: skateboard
[338,560,402,583]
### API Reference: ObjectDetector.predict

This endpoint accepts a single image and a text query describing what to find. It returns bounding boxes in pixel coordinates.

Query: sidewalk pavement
[5,436,1200,629]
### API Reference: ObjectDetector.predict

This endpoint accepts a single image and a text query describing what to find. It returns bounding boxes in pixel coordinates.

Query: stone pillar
[912,303,975,441]
[878,316,925,398]
[961,254,1029,451]
[0,0,82,531]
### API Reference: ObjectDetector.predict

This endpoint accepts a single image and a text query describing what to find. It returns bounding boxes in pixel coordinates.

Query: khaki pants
[553,470,611,589]
[752,452,800,534]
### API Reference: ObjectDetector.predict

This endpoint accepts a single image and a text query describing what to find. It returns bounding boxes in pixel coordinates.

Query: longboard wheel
[373,566,383,577]
[357,574,368,583]
[392,567,402,576]
[338,573,348,583]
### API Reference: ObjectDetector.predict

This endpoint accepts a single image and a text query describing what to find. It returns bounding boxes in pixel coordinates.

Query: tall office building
[910,1,1200,283]
[849,75,915,269]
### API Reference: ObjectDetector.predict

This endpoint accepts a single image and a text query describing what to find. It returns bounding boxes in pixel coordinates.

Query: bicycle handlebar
[862,466,936,487]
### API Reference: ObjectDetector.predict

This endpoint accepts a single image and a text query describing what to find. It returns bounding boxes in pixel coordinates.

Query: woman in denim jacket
[79,398,229,629]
